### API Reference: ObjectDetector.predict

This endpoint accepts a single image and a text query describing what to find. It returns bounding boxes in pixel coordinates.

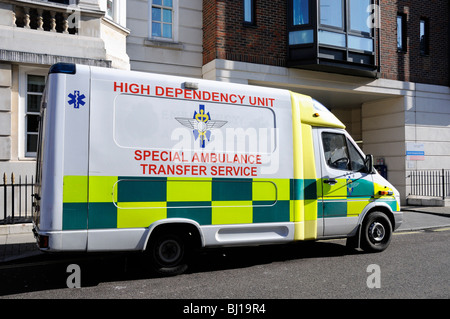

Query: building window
[150,0,176,41]
[25,75,45,157]
[106,0,114,20]
[349,0,371,34]
[288,0,377,77]
[243,0,255,25]
[397,14,407,52]
[289,0,313,45]
[420,18,429,55]
[317,0,373,51]
[293,0,310,26]
[319,0,343,29]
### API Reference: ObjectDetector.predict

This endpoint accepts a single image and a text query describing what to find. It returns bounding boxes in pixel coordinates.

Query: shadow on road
[0,239,357,297]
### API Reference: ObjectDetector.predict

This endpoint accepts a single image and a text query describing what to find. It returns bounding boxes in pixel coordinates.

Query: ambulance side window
[322,132,366,172]
[322,132,350,170]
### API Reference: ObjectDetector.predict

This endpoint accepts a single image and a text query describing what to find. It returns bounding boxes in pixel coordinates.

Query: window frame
[316,0,374,53]
[288,0,315,46]
[419,18,429,56]
[148,0,179,43]
[243,0,256,26]
[319,0,345,31]
[397,13,407,52]
[19,66,48,159]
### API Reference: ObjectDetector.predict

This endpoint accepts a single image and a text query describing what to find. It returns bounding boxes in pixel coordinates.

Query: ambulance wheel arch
[358,205,395,253]
[144,220,203,276]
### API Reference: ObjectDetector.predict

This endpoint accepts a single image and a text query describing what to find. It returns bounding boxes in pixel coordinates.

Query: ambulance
[33,63,402,275]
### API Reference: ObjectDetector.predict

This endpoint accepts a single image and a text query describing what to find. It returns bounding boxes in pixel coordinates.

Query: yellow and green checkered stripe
[62,176,319,231]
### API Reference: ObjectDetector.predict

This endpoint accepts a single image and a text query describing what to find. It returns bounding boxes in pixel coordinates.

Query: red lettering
[148,164,157,174]
[202,91,211,101]
[114,82,124,92]
[184,89,192,99]
[155,86,164,96]
[135,150,142,160]
[175,88,183,98]
[129,83,139,94]
[141,85,150,95]
[160,151,169,161]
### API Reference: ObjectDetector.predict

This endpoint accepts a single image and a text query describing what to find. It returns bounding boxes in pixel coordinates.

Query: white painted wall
[127,0,203,77]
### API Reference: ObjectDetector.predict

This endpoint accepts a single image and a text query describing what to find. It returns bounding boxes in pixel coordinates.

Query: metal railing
[408,169,450,200]
[1,173,35,225]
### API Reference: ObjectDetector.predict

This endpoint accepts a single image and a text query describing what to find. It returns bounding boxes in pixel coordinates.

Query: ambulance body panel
[33,63,402,274]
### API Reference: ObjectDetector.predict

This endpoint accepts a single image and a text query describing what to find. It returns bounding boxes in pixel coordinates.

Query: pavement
[1,206,450,263]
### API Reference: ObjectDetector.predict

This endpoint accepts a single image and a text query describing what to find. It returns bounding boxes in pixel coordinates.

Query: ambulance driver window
[322,132,350,170]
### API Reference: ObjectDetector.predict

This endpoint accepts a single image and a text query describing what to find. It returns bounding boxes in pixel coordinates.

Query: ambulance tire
[148,232,189,276]
[361,211,392,253]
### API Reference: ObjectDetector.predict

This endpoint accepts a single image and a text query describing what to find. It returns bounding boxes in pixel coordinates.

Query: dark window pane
[293,0,309,25]
[27,114,40,133]
[27,75,45,93]
[27,94,42,113]
[420,19,429,55]
[27,134,38,153]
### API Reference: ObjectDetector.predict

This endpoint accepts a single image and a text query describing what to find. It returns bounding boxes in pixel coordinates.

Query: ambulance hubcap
[369,222,385,243]
[158,239,182,264]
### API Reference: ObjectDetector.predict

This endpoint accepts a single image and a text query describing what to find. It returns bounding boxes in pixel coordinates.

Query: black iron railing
[1,173,35,224]
[408,169,450,200]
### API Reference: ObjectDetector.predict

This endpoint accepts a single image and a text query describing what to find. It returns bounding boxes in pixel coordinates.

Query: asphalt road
[0,227,449,301]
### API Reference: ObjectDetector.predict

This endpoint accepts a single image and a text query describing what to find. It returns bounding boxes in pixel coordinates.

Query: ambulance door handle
[324,178,337,185]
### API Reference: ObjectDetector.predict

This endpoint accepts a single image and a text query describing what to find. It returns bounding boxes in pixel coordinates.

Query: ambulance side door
[317,129,374,237]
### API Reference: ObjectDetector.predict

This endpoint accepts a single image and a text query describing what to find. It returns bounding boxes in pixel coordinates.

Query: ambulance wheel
[361,211,392,253]
[148,232,189,276]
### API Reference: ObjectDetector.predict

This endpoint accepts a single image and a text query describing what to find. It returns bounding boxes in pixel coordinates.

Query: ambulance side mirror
[365,154,375,174]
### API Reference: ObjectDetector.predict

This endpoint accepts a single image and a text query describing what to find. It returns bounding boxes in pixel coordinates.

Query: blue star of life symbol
[175,104,227,148]
[68,90,86,109]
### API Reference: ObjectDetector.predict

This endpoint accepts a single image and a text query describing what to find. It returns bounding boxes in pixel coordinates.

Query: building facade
[0,0,130,178]
[199,0,449,204]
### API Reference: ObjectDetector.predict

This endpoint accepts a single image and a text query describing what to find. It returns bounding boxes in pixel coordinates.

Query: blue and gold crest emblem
[175,104,227,148]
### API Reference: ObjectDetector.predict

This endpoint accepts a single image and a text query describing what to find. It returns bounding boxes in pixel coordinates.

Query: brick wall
[380,0,449,86]
[203,0,287,67]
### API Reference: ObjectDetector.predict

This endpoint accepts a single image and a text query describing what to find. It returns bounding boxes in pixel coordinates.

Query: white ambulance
[33,63,402,275]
